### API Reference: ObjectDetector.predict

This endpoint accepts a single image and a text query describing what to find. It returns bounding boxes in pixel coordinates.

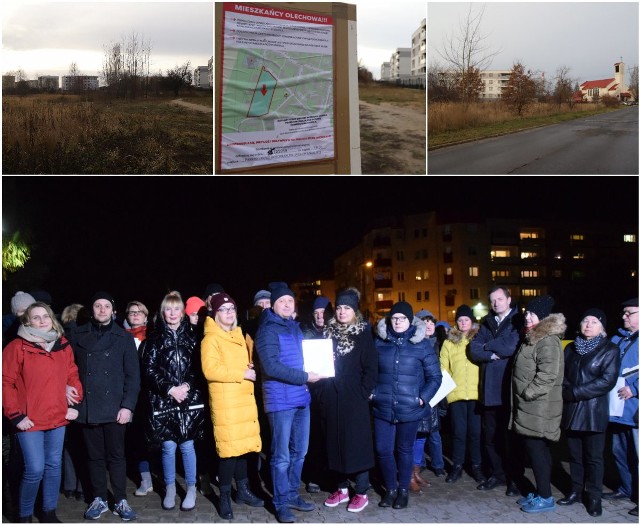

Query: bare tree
[502,62,536,116]
[554,66,575,108]
[102,32,152,99]
[166,61,192,97]
[428,61,458,102]
[437,3,502,104]
[629,65,638,102]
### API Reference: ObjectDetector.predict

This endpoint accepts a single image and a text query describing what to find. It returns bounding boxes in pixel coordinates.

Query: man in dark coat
[70,292,140,521]
[469,285,523,495]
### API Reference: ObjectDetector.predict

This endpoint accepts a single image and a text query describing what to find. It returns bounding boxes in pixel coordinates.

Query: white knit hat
[10,291,36,315]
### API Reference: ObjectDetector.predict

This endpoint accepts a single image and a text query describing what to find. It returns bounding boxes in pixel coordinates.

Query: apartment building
[208,56,213,89]
[61,75,99,91]
[390,48,412,80]
[334,212,637,327]
[411,18,426,81]
[193,65,209,89]
[380,62,391,81]
[38,76,59,90]
[479,70,512,99]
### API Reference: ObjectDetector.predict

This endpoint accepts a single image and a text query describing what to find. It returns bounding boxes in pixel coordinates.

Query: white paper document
[302,339,335,377]
[429,369,456,407]
[608,376,626,418]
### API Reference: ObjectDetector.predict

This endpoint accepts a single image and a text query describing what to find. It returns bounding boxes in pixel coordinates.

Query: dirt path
[171,98,213,113]
[359,101,426,175]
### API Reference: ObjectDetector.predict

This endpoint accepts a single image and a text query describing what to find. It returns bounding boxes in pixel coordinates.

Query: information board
[219,2,335,170]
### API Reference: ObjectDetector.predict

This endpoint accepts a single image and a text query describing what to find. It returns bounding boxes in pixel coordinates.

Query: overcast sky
[2,1,213,80]
[428,2,639,84]
[351,0,425,79]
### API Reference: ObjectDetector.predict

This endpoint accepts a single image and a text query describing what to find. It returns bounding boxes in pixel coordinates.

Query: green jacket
[509,313,566,441]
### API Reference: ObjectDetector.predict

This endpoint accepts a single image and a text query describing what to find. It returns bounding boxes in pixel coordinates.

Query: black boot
[41,510,62,523]
[378,489,397,508]
[587,496,602,517]
[235,478,264,507]
[218,487,234,520]
[470,465,486,483]
[392,489,409,509]
[557,492,580,506]
[445,465,463,484]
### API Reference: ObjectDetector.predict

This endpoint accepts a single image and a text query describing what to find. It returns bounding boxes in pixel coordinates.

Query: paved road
[428,107,638,174]
[4,458,636,523]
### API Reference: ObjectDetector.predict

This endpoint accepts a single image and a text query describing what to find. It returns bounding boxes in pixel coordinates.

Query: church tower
[614,61,626,94]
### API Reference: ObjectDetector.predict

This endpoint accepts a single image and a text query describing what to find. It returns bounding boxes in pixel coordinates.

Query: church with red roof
[578,62,632,102]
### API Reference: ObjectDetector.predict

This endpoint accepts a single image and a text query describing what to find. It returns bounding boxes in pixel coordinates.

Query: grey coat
[510,313,566,441]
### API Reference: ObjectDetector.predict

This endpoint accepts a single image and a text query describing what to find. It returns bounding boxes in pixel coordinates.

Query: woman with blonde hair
[140,291,206,512]
[3,301,83,523]
[201,292,263,520]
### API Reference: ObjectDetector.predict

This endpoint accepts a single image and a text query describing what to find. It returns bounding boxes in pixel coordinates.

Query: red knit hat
[185,296,206,316]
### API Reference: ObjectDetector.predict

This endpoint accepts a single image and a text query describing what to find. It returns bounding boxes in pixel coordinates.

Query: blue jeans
[267,406,310,511]
[16,426,66,517]
[374,418,420,491]
[413,435,427,467]
[413,431,445,469]
[610,423,638,498]
[162,440,196,486]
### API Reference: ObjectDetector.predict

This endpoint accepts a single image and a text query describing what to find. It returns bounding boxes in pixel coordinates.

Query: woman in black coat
[372,302,441,509]
[140,291,206,512]
[559,308,620,517]
[319,288,378,514]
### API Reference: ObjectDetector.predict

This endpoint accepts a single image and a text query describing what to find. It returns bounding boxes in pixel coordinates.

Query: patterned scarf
[324,315,366,357]
[574,334,604,355]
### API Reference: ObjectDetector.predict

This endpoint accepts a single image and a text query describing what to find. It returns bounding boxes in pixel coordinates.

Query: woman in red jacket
[2,301,83,523]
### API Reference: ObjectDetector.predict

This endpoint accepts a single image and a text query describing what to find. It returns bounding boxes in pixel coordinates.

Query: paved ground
[428,106,638,174]
[3,459,636,523]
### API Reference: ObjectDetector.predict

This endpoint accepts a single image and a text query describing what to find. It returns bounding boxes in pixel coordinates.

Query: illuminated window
[491,249,511,258]
[521,289,540,297]
[570,234,584,241]
[446,267,453,275]
[491,270,511,279]
[571,271,586,280]
[573,253,585,260]
[521,251,538,259]
[415,271,422,281]
[469,267,479,277]
[520,231,539,239]
[521,270,539,278]
[624,234,637,242]
[554,252,562,260]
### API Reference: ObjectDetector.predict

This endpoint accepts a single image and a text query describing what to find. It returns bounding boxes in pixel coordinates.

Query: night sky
[2,176,638,316]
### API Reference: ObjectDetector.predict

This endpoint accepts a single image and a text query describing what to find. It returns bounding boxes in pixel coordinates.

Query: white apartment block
[390,48,411,80]
[380,62,391,81]
[480,70,512,99]
[61,75,99,91]
[194,66,209,89]
[208,56,213,89]
[411,18,426,79]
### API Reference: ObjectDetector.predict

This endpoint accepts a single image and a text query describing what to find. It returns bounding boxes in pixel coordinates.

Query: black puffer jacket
[561,336,620,433]
[373,317,442,423]
[140,316,206,446]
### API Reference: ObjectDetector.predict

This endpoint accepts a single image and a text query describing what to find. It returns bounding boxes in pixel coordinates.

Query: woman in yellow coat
[201,292,263,520]
[439,305,483,485]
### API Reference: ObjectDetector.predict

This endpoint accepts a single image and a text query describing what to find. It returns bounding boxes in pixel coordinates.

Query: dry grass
[429,101,605,134]
[359,82,425,109]
[2,93,212,174]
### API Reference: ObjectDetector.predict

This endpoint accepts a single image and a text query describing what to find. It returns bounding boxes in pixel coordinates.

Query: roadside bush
[600,95,620,107]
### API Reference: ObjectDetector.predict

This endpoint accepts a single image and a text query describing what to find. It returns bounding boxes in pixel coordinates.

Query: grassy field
[2,93,213,174]
[359,82,426,109]
[428,101,621,148]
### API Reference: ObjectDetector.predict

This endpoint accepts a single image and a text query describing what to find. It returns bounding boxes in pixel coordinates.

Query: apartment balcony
[372,236,391,247]
[373,279,393,289]
[376,300,393,310]
[373,258,392,268]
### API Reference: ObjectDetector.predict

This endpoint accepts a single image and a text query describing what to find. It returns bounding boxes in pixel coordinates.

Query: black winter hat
[335,289,360,311]
[455,304,474,321]
[581,307,607,328]
[204,283,225,297]
[621,298,638,307]
[269,281,295,304]
[90,291,115,308]
[390,301,414,323]
[526,295,555,321]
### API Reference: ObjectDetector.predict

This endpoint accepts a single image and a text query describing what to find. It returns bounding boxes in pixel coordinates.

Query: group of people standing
[2,284,638,523]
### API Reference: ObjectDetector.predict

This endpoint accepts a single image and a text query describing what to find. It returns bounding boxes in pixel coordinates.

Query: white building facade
[580,62,631,101]
[411,18,426,81]
[61,75,99,91]
[194,66,209,89]
[390,48,411,80]
[479,70,511,99]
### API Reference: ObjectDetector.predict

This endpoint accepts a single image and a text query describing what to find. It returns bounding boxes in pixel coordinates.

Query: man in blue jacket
[255,282,322,523]
[469,286,523,495]
[603,297,639,516]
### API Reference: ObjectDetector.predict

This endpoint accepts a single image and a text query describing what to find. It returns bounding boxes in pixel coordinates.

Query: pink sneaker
[324,489,349,507]
[347,494,368,512]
